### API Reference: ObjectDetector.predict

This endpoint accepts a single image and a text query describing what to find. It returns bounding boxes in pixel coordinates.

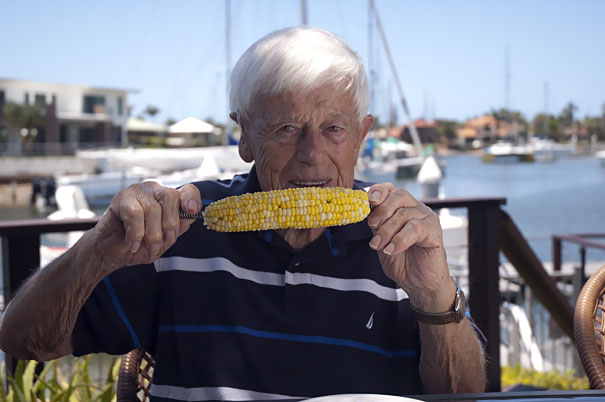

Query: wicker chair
[117,349,155,402]
[574,265,605,389]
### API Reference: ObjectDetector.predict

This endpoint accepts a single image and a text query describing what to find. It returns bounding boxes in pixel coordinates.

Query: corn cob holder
[193,187,370,232]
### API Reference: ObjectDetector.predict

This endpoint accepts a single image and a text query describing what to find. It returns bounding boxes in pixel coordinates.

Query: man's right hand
[91,181,201,272]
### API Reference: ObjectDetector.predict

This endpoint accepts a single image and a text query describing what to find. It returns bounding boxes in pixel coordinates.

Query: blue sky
[2,0,604,125]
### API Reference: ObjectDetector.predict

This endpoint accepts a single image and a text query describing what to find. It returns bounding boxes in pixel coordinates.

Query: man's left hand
[367,183,456,313]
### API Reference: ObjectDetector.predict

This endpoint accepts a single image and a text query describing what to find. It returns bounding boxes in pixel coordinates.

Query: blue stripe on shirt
[324,229,340,256]
[158,324,417,359]
[103,277,141,349]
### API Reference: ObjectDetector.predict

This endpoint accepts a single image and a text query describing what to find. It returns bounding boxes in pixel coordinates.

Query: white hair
[229,26,370,123]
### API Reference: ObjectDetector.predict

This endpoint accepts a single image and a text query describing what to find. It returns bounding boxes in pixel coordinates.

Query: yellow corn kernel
[202,187,370,232]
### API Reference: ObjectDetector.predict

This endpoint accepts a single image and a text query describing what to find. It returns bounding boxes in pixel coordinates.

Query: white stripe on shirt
[150,384,301,401]
[285,271,407,302]
[155,256,284,286]
[155,256,408,302]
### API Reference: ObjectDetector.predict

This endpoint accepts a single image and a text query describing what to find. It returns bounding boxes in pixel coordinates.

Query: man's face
[237,86,374,191]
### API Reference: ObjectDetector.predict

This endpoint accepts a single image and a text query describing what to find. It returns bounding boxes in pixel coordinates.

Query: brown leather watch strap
[410,284,466,325]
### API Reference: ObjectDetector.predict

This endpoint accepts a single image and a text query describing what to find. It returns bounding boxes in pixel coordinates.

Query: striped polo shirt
[74,166,479,401]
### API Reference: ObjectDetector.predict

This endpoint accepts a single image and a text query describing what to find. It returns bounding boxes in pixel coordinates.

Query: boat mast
[224,0,232,145]
[301,0,308,25]
[368,0,424,159]
[368,1,375,115]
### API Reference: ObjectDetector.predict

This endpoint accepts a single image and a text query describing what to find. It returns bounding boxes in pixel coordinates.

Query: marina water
[367,154,605,265]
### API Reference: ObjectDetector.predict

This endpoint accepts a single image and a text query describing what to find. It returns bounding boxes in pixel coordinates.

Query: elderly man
[0,27,485,399]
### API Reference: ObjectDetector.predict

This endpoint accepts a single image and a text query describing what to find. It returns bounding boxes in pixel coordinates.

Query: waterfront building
[0,78,136,155]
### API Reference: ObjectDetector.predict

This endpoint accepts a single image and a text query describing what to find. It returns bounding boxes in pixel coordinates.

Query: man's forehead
[251,89,356,120]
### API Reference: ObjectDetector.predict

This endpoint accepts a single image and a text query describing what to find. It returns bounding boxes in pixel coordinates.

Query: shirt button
[294,262,300,267]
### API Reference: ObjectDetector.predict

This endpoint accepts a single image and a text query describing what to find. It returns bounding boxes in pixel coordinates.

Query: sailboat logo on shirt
[366,312,375,329]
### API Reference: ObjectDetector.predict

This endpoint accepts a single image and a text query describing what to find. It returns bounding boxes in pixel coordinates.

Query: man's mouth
[292,180,328,187]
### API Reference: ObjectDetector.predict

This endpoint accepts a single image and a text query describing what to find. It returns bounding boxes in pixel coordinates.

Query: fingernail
[369,191,381,202]
[165,230,176,243]
[187,200,199,212]
[150,243,161,255]
[384,243,395,255]
[368,215,380,227]
[369,234,382,249]
[130,241,141,253]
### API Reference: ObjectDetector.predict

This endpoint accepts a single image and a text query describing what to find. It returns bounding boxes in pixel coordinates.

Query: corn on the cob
[202,187,370,232]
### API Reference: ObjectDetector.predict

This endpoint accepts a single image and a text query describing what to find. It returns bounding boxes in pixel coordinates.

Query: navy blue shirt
[74,166,481,401]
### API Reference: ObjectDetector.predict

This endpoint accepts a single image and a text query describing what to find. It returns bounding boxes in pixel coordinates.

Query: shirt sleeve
[72,263,159,356]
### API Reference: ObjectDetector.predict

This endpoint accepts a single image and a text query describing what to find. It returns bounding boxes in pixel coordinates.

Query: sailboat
[358,0,426,180]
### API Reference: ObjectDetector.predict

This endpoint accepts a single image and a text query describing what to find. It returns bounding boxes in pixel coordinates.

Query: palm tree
[144,105,160,122]
[2,102,45,155]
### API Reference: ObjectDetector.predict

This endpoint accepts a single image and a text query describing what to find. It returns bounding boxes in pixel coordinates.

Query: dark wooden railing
[552,233,605,277]
[0,196,577,392]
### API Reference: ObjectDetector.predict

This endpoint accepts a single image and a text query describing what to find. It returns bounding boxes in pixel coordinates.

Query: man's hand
[366,183,455,313]
[92,181,202,272]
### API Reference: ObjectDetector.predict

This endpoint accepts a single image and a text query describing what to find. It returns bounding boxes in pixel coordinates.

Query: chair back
[574,265,605,389]
[117,349,155,402]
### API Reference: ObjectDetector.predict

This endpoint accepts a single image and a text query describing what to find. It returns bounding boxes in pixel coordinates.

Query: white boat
[146,152,252,188]
[358,140,424,179]
[55,168,151,203]
[41,185,97,266]
[57,145,249,202]
[481,141,534,163]
[596,150,605,167]
[530,137,576,162]
[75,145,243,173]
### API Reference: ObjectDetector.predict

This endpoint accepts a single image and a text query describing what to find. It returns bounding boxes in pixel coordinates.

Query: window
[117,96,123,115]
[0,90,5,111]
[24,92,30,105]
[83,95,106,113]
[35,94,46,106]
[79,127,95,142]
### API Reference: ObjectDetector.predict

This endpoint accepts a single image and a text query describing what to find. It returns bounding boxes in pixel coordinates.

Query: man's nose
[296,128,324,165]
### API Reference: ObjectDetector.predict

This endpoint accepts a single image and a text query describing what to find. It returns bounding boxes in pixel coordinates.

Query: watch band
[410,283,466,325]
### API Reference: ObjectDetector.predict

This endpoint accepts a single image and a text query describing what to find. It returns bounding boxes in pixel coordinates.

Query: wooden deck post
[1,234,41,374]
[468,201,502,392]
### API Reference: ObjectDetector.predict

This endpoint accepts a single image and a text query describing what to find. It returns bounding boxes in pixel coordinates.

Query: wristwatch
[410,281,466,325]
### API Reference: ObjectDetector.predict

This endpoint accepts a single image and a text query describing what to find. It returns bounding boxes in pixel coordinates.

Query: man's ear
[233,113,254,163]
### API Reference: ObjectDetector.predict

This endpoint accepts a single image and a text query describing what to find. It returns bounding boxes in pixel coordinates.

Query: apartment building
[0,78,136,153]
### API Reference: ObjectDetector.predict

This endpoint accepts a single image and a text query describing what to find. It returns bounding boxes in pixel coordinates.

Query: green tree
[531,113,561,140]
[435,119,459,142]
[144,105,160,121]
[490,108,529,139]
[584,116,605,141]
[558,102,578,128]
[490,108,528,125]
[2,102,45,155]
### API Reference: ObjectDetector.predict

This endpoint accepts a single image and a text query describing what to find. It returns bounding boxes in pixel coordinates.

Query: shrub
[502,365,590,390]
[0,356,120,402]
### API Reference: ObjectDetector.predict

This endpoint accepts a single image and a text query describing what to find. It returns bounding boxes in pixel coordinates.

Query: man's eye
[278,125,297,133]
[327,126,342,132]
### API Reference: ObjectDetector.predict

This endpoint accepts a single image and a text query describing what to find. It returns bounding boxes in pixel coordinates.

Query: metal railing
[0,141,124,156]
[552,233,605,279]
